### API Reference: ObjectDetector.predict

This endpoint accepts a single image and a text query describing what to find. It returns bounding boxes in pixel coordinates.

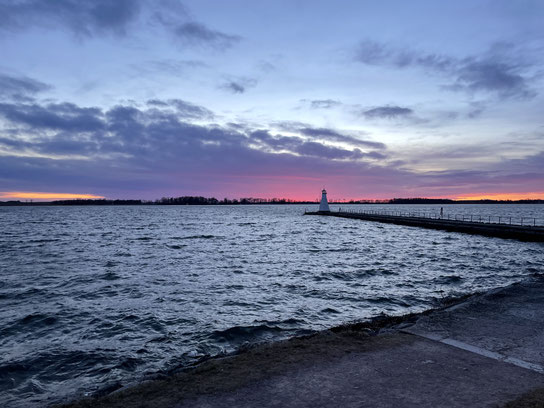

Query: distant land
[1,197,543,206]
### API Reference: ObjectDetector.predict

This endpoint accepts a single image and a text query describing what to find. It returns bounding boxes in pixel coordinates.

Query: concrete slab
[402,280,544,372]
[177,334,543,408]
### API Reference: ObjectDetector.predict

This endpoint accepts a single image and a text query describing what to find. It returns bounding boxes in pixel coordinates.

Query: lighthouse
[319,189,330,212]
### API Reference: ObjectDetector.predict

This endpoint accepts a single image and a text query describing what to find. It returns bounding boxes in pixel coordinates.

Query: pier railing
[331,208,544,227]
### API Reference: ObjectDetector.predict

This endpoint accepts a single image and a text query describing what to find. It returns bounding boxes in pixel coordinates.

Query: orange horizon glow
[453,192,544,201]
[0,192,106,200]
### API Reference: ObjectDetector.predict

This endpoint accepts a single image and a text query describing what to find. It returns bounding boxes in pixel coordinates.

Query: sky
[0,0,543,201]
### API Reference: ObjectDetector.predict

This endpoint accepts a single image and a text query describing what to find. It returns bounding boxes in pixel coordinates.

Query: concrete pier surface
[58,277,544,408]
[305,211,544,242]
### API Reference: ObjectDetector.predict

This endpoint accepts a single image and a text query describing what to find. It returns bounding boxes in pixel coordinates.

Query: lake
[1,204,543,407]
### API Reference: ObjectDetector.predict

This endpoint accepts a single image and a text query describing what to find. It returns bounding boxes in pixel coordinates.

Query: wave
[208,324,284,344]
[166,244,187,250]
[0,349,113,391]
[20,314,58,327]
[208,319,309,346]
[178,235,217,240]
[320,307,341,314]
[99,272,121,281]
[433,275,463,285]
[0,314,58,338]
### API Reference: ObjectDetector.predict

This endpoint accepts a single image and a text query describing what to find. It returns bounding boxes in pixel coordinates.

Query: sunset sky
[0,0,543,201]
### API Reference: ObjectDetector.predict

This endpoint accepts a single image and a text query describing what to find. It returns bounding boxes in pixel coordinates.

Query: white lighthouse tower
[319,189,330,212]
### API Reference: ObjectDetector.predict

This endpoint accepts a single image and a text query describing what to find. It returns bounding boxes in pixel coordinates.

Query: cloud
[248,130,373,160]
[147,99,214,119]
[1,96,542,200]
[220,78,257,94]
[446,61,536,99]
[132,59,208,77]
[249,130,373,161]
[467,101,486,119]
[307,99,342,109]
[0,0,141,37]
[247,126,387,164]
[146,99,169,107]
[0,102,105,132]
[0,97,394,200]
[294,142,367,160]
[0,73,51,101]
[362,106,413,119]
[173,22,241,49]
[0,1,241,51]
[273,121,386,150]
[297,127,386,149]
[222,81,245,94]
[354,40,537,99]
[0,98,385,166]
[256,60,276,73]
[355,40,454,71]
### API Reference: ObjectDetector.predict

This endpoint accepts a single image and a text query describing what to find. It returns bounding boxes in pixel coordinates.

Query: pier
[304,209,544,242]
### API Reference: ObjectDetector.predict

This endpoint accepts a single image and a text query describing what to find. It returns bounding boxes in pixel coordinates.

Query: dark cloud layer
[0,98,383,170]
[0,97,542,197]
[355,40,537,99]
[0,73,51,101]
[0,102,104,132]
[0,72,540,198]
[0,97,405,196]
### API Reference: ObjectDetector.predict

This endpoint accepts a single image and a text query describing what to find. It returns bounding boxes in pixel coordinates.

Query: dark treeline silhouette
[455,199,544,204]
[389,198,544,204]
[390,198,454,204]
[1,196,543,206]
[0,196,315,206]
[347,197,544,204]
[55,199,144,205]
[343,198,447,204]
[156,196,311,205]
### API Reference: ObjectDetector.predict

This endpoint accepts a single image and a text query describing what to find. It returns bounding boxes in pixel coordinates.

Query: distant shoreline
[0,197,544,207]
[1,197,544,206]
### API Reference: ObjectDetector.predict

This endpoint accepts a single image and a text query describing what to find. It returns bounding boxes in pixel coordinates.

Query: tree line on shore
[1,196,543,206]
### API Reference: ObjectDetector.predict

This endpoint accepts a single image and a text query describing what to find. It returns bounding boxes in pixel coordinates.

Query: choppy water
[1,204,543,407]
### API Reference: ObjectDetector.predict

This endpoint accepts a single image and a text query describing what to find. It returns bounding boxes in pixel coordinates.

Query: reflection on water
[0,204,543,406]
